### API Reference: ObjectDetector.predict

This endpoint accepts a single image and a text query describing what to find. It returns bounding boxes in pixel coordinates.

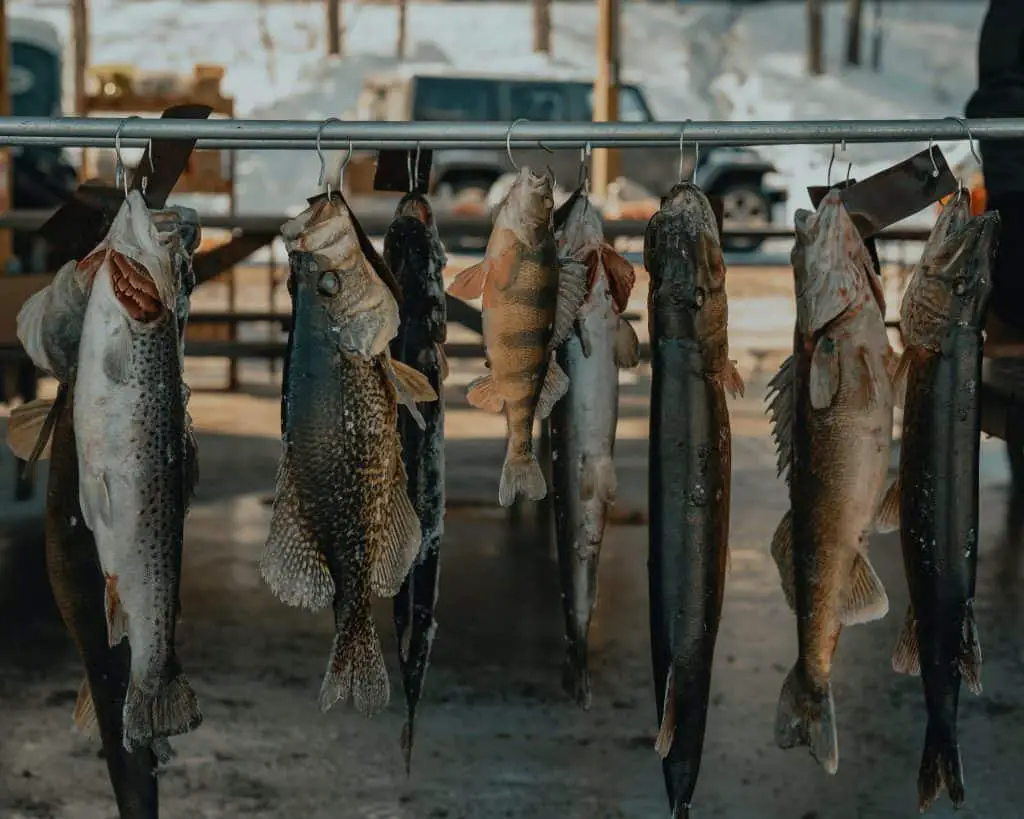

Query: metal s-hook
[946,115,982,167]
[578,141,592,191]
[926,137,940,179]
[827,142,836,188]
[406,143,422,193]
[678,118,698,182]
[313,117,342,199]
[113,115,140,197]
[506,117,528,171]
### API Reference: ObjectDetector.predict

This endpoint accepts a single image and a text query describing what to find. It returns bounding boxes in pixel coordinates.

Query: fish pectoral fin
[7,397,56,462]
[319,604,389,716]
[536,358,570,420]
[73,677,100,740]
[718,359,746,398]
[857,345,886,410]
[809,336,840,410]
[874,478,900,533]
[79,470,113,532]
[103,574,129,648]
[550,255,589,352]
[370,460,422,598]
[766,355,794,484]
[891,605,921,676]
[654,664,676,759]
[103,322,133,384]
[580,454,617,505]
[387,357,437,431]
[890,347,911,411]
[466,373,504,413]
[260,460,335,611]
[601,245,637,314]
[436,342,450,382]
[613,319,641,369]
[839,553,889,626]
[446,260,489,300]
[769,509,797,612]
[959,604,983,695]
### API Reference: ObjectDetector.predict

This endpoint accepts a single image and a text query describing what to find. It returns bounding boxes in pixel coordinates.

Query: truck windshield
[411,77,497,121]
[582,86,651,122]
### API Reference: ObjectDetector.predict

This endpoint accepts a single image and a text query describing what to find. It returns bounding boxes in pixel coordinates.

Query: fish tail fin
[774,664,839,775]
[959,603,983,695]
[498,452,547,507]
[561,640,592,710]
[918,721,966,810]
[319,605,390,716]
[122,662,203,751]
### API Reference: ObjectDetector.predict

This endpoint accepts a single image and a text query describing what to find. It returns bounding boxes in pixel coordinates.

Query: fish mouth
[397,193,433,227]
[109,251,165,322]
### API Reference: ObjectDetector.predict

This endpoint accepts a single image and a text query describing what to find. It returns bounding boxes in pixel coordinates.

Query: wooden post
[71,0,89,115]
[533,0,551,56]
[844,0,863,66]
[870,0,884,71]
[326,0,343,57]
[396,0,407,60]
[807,0,824,75]
[0,0,12,274]
[590,0,619,202]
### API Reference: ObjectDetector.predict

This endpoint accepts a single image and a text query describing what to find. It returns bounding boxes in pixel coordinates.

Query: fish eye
[693,287,707,308]
[318,271,340,296]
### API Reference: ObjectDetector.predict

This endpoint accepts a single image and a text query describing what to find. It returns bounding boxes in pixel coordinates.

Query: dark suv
[356,71,788,250]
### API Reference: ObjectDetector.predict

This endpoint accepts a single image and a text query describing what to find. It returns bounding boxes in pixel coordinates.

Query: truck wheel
[719,183,771,253]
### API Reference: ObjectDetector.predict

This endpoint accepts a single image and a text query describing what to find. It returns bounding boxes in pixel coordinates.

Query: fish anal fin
[840,553,889,626]
[7,397,56,461]
[436,342,450,382]
[718,360,745,398]
[319,605,389,715]
[766,355,794,483]
[537,358,570,420]
[104,574,129,648]
[260,459,335,611]
[890,347,912,411]
[810,336,840,410]
[875,478,900,533]
[959,603,983,695]
[654,664,676,759]
[447,260,488,300]
[103,323,133,384]
[601,245,637,313]
[614,319,641,369]
[73,677,100,740]
[370,459,422,598]
[770,510,797,612]
[892,604,921,676]
[466,373,504,413]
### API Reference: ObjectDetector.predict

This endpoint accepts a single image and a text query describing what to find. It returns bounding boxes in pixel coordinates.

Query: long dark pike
[876,194,998,810]
[645,182,744,818]
[550,186,640,709]
[768,190,894,776]
[384,191,449,772]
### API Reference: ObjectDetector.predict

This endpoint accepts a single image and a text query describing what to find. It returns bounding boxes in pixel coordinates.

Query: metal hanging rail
[0,116,1022,149]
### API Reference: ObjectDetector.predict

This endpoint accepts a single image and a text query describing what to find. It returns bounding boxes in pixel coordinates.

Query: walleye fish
[261,194,437,716]
[384,191,449,770]
[644,183,743,818]
[549,186,640,709]
[72,191,202,752]
[875,194,997,810]
[768,190,894,775]
[447,166,581,506]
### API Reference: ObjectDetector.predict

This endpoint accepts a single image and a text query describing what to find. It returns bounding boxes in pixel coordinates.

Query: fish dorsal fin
[73,677,100,740]
[536,358,570,420]
[7,396,57,462]
[550,254,589,353]
[766,355,795,484]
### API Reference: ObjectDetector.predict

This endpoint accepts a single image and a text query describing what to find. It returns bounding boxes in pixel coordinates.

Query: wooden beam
[326,0,343,57]
[396,0,407,60]
[71,0,89,115]
[591,0,620,201]
[532,0,551,55]
[0,0,12,272]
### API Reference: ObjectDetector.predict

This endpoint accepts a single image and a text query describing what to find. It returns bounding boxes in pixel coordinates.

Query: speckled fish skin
[447,166,568,507]
[73,192,202,753]
[767,190,895,777]
[262,195,432,717]
[550,187,640,709]
[881,199,998,811]
[385,191,448,770]
[644,183,743,819]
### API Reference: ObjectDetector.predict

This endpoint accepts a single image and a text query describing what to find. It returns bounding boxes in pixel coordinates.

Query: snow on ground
[11,0,990,222]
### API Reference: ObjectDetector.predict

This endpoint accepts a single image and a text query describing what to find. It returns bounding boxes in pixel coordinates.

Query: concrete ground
[1,264,1023,819]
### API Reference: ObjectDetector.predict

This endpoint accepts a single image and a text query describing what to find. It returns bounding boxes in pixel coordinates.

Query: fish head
[285,196,400,358]
[900,191,984,345]
[388,191,448,321]
[76,190,178,326]
[494,165,555,245]
[554,188,603,258]
[16,258,90,381]
[792,190,877,337]
[644,183,730,363]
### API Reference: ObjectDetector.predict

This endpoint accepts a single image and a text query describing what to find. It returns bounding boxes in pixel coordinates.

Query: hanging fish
[875,193,998,810]
[447,165,584,506]
[644,182,744,819]
[261,194,437,716]
[68,191,202,752]
[384,191,449,770]
[768,190,895,775]
[549,186,639,709]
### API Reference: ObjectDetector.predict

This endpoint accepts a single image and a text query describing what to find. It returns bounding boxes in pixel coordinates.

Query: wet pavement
[0,365,1022,819]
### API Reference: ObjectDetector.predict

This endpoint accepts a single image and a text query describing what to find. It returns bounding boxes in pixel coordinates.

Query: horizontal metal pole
[0,116,1018,148]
